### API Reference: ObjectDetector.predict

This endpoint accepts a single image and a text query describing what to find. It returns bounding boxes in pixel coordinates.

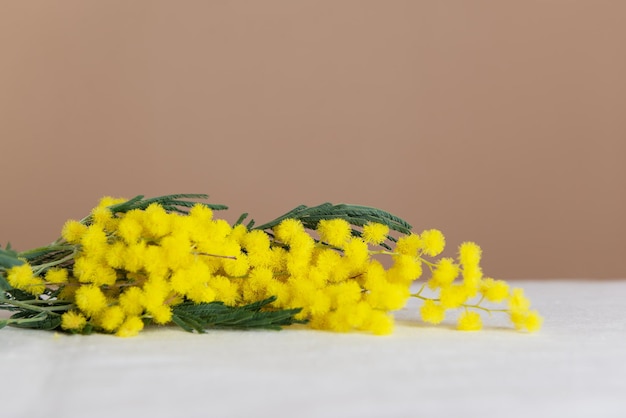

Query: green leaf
[252,205,308,231]
[0,247,23,269]
[4,288,36,301]
[234,212,249,226]
[171,297,305,333]
[107,194,228,215]
[0,246,23,291]
[0,274,12,292]
[9,311,62,330]
[171,311,207,333]
[252,202,413,240]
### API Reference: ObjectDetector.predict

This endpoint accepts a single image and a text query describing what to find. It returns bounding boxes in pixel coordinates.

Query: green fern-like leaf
[8,311,62,330]
[252,203,413,245]
[171,297,305,333]
[107,194,228,215]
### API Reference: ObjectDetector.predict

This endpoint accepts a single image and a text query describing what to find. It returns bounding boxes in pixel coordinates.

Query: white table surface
[1,280,625,418]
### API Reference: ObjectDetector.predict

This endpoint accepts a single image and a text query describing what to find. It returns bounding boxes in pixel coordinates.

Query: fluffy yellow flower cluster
[3,195,541,336]
[416,241,542,331]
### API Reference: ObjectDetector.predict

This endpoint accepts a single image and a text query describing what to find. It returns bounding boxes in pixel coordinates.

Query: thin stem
[194,252,237,260]
[7,298,71,306]
[369,250,396,257]
[463,303,508,314]
[417,256,437,268]
[409,292,509,316]
[411,282,427,298]
[4,313,50,325]
[32,253,76,275]
[0,297,73,313]
[411,294,437,302]
[19,245,75,258]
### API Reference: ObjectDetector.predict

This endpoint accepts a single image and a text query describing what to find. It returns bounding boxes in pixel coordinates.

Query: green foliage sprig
[171,297,305,333]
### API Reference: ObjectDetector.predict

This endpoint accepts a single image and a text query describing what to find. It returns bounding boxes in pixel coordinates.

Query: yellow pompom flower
[524,311,543,332]
[288,277,319,310]
[122,242,147,273]
[363,260,387,289]
[317,219,352,248]
[286,254,314,279]
[459,242,482,267]
[387,254,422,284]
[394,234,422,256]
[169,267,194,295]
[91,205,118,232]
[160,234,193,270]
[366,311,394,335]
[428,257,459,289]
[186,284,217,304]
[307,290,332,316]
[508,288,531,313]
[223,253,251,277]
[143,245,169,279]
[362,222,389,245]
[104,241,126,269]
[420,229,445,257]
[142,277,171,312]
[93,265,118,287]
[457,310,482,331]
[44,268,68,284]
[61,220,88,244]
[274,219,305,243]
[243,267,274,297]
[228,224,248,244]
[314,248,342,274]
[328,258,352,283]
[329,281,362,309]
[189,203,213,223]
[142,203,172,238]
[209,275,240,306]
[462,264,483,297]
[480,278,510,303]
[91,205,111,224]
[342,238,370,270]
[150,305,173,325]
[439,284,469,309]
[204,219,233,244]
[325,310,352,332]
[73,256,95,283]
[7,264,45,295]
[118,287,144,316]
[367,282,410,311]
[242,230,273,267]
[420,300,446,324]
[96,306,126,332]
[61,311,87,331]
[510,310,543,332]
[75,256,118,286]
[75,285,108,317]
[342,302,371,329]
[237,227,270,253]
[57,285,77,302]
[117,215,143,245]
[6,264,32,285]
[80,225,108,259]
[97,196,127,208]
[116,316,144,337]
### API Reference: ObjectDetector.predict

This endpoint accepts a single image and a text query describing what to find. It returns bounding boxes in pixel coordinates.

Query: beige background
[1,1,624,279]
